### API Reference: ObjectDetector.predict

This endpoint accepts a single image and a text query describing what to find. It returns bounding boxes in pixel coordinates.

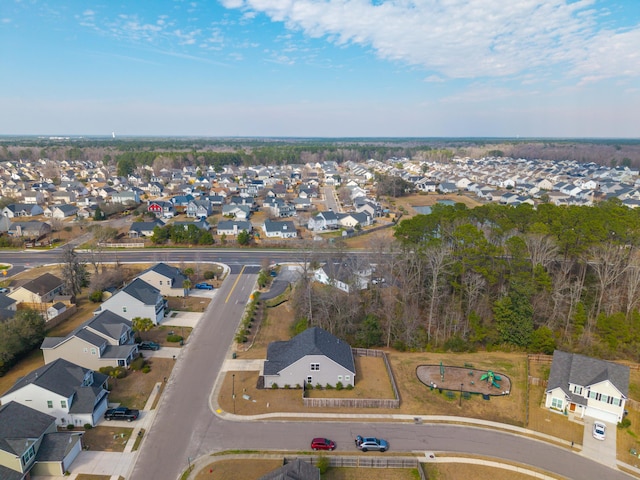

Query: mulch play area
[416,364,512,397]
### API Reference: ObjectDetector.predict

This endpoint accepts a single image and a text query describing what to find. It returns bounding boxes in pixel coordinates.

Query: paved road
[323,185,341,213]
[1,248,632,479]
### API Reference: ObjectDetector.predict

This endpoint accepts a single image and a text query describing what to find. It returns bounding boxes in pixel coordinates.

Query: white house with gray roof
[98,278,165,325]
[0,358,109,427]
[545,350,629,423]
[262,219,297,238]
[41,310,138,370]
[263,327,355,388]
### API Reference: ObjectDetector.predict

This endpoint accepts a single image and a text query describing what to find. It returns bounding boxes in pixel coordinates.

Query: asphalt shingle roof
[264,327,355,376]
[547,350,630,397]
[122,278,160,305]
[0,402,55,455]
[18,273,63,296]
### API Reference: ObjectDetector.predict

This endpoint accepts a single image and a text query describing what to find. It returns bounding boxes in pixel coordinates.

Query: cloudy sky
[1,0,639,137]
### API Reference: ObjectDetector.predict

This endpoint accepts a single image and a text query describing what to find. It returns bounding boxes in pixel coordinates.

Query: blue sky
[1,0,639,137]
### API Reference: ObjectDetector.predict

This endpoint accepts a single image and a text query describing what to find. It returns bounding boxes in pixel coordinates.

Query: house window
[61,400,67,408]
[601,394,609,404]
[47,401,53,408]
[310,363,320,371]
[159,280,163,285]
[90,348,97,355]
[306,376,313,384]
[338,375,343,381]
[551,397,563,409]
[118,360,125,367]
[123,306,127,313]
[83,347,88,353]
[573,386,582,395]
[345,375,350,382]
[21,445,35,466]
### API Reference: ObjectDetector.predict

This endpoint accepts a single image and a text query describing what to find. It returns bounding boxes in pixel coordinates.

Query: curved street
[0,249,634,479]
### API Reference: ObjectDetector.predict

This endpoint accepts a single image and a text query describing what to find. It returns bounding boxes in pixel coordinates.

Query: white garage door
[585,407,618,424]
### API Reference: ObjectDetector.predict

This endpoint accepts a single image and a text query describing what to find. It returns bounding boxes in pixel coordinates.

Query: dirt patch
[107,358,174,410]
[167,295,212,313]
[81,426,133,452]
[423,462,540,480]
[416,365,512,396]
[194,458,283,480]
[139,325,192,347]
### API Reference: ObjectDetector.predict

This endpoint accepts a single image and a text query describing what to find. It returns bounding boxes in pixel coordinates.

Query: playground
[416,363,512,397]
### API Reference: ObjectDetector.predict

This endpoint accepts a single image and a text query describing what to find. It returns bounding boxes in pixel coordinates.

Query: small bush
[142,365,151,374]
[305,383,313,390]
[316,456,330,474]
[336,381,344,390]
[66,424,75,430]
[113,366,128,379]
[618,418,632,429]
[130,355,146,371]
[346,384,354,390]
[99,366,114,376]
[295,384,301,389]
[315,383,322,390]
[284,384,290,389]
[271,383,279,389]
[166,334,183,343]
[89,290,103,303]
[326,383,334,390]
[203,270,216,280]
[84,424,93,430]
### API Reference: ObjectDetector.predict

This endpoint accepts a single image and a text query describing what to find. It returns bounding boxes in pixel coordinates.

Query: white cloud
[219,0,640,84]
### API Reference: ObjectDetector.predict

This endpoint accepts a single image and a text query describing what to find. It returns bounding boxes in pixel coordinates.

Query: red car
[311,438,336,451]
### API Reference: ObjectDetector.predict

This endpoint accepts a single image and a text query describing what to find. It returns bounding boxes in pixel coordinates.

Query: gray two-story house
[98,278,165,325]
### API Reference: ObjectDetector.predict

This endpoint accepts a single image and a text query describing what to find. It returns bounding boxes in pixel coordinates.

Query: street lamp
[459,383,464,407]
[232,374,236,414]
[187,457,192,472]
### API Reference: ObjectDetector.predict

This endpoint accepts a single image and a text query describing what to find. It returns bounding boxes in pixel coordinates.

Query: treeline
[293,200,640,360]
[150,224,214,245]
[0,309,46,375]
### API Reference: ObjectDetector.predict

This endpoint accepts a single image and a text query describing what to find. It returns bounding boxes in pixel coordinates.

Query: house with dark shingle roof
[258,458,320,480]
[0,358,109,427]
[128,218,165,238]
[0,401,83,479]
[98,278,165,324]
[8,273,65,304]
[41,310,138,370]
[545,350,629,423]
[263,327,355,388]
[136,262,189,296]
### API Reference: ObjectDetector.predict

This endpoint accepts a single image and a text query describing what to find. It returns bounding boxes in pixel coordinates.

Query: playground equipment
[480,370,502,389]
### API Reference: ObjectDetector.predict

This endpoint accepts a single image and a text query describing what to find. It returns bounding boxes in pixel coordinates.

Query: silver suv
[355,436,389,452]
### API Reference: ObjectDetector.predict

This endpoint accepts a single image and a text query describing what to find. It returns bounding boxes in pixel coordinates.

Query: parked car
[138,341,160,351]
[195,282,214,290]
[311,437,336,451]
[269,270,277,277]
[104,407,140,422]
[0,287,8,293]
[355,436,388,452]
[593,421,606,440]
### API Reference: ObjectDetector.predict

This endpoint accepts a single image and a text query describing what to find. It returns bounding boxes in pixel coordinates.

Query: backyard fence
[284,456,421,470]
[302,348,401,409]
[97,242,145,248]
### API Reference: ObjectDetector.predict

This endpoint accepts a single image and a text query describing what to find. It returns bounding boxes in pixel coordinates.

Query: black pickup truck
[104,407,140,421]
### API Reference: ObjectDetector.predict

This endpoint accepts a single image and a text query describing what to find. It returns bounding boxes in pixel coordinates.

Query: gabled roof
[264,327,355,376]
[17,273,63,295]
[263,219,296,233]
[121,278,160,305]
[141,262,187,288]
[547,350,630,397]
[2,358,107,402]
[259,458,319,480]
[0,401,55,455]
[41,310,131,350]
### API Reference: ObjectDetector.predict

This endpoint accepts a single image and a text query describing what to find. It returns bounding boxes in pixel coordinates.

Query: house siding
[100,291,164,325]
[266,354,354,388]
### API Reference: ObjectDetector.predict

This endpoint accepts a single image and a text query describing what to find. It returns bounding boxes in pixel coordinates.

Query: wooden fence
[97,242,145,248]
[302,348,401,409]
[284,456,421,470]
[528,354,553,364]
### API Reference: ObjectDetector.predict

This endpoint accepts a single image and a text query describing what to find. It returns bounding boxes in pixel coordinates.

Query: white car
[593,422,606,440]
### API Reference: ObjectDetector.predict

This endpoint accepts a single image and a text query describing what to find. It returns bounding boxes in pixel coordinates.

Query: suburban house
[0,358,109,427]
[259,459,320,480]
[147,200,175,218]
[186,199,212,218]
[128,218,165,238]
[111,190,140,205]
[313,259,371,294]
[0,401,83,479]
[307,210,339,231]
[262,219,297,239]
[8,273,65,304]
[41,310,138,370]
[136,262,189,296]
[262,327,356,388]
[545,350,629,423]
[0,294,18,321]
[7,221,52,238]
[1,203,44,218]
[98,278,165,325]
[216,220,252,237]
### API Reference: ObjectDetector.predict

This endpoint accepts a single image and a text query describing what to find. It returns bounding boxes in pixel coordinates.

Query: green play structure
[480,370,502,389]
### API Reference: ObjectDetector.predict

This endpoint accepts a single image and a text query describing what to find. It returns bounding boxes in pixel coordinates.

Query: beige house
[9,273,65,304]
[136,262,189,296]
[41,310,138,370]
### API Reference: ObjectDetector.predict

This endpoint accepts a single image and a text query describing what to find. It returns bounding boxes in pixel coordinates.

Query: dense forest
[293,200,640,361]
[1,137,640,169]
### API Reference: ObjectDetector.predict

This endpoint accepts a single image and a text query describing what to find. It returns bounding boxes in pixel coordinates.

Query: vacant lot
[81,426,133,452]
[108,358,173,410]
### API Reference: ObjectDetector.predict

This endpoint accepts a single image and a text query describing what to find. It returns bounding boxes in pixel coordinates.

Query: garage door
[585,407,618,424]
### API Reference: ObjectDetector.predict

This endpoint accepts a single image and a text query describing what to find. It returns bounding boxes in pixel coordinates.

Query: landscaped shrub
[84,424,92,430]
[325,383,334,390]
[66,424,75,430]
[284,384,290,389]
[336,381,344,390]
[142,365,151,373]
[305,383,313,390]
[296,384,301,389]
[166,334,183,343]
[89,290,103,303]
[315,383,322,390]
[271,383,279,389]
[99,366,114,376]
[203,270,216,280]
[130,355,146,371]
[113,366,128,379]
[346,384,354,390]
[618,418,632,429]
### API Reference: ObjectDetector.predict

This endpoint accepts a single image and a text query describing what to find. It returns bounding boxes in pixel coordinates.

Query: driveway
[261,265,301,300]
[581,417,617,467]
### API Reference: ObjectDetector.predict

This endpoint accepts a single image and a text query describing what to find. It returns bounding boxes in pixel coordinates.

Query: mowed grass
[81,426,133,452]
[107,358,174,410]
